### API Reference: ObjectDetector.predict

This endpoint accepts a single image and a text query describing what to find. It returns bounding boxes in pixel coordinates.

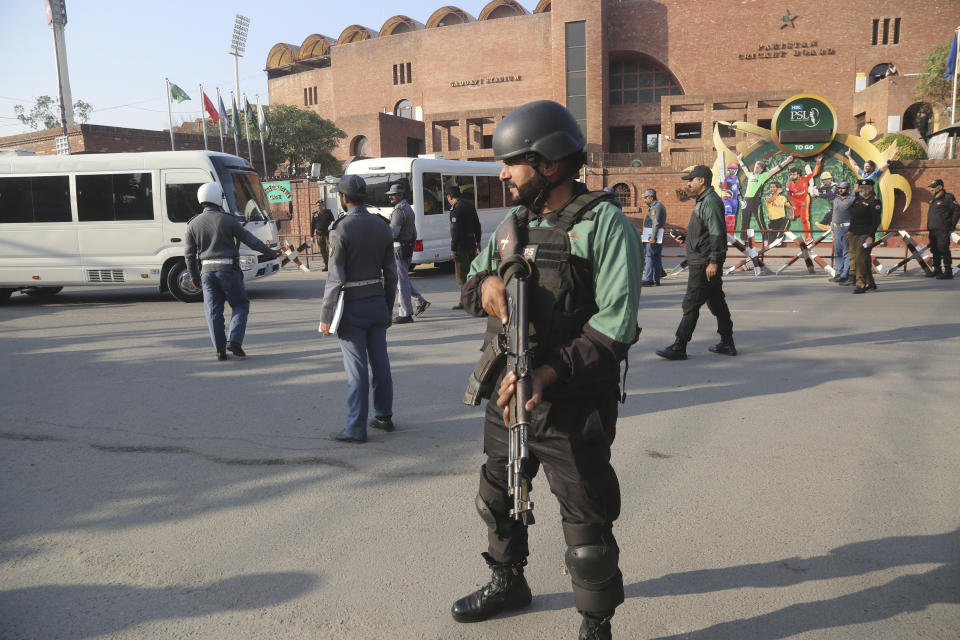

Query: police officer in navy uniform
[452,100,643,640]
[926,179,960,279]
[320,175,399,442]
[185,182,278,361]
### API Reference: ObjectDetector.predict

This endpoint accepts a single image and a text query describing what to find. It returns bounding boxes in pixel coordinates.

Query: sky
[0,0,515,136]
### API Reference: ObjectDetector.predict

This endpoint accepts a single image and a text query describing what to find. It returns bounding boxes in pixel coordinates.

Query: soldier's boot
[579,613,613,640]
[708,334,737,356]
[451,553,532,623]
[656,338,687,361]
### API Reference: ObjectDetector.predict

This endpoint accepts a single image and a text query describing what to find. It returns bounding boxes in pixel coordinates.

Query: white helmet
[197,182,224,207]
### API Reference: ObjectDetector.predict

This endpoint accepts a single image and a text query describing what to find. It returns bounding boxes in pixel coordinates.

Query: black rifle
[498,252,535,525]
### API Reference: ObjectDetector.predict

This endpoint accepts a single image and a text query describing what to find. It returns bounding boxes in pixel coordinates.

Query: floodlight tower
[46,0,74,135]
[229,15,250,113]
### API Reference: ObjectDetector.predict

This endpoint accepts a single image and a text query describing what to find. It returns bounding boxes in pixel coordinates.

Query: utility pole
[229,15,250,126]
[46,0,74,153]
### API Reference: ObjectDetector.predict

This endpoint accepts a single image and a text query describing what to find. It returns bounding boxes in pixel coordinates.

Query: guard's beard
[506,173,549,208]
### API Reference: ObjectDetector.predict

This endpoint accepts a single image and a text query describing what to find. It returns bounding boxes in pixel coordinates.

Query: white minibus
[0,150,280,303]
[344,157,508,267]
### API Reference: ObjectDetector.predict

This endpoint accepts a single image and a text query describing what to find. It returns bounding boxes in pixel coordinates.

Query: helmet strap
[526,152,567,215]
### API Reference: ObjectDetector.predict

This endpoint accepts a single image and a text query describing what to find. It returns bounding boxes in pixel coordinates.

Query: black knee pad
[564,542,619,586]
[562,522,624,612]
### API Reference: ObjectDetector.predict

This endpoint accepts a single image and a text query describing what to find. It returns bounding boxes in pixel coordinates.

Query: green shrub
[875,133,927,160]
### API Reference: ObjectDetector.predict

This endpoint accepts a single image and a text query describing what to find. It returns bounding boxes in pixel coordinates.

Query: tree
[14,95,92,130]
[913,45,952,113]
[876,133,926,160]
[263,104,346,176]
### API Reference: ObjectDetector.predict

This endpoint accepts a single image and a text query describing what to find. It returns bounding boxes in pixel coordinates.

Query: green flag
[258,103,272,143]
[245,97,259,135]
[169,82,190,103]
[231,94,242,139]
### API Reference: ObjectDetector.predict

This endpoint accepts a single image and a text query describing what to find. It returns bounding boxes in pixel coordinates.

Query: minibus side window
[0,175,71,223]
[422,172,443,215]
[165,183,206,223]
[77,173,153,222]
[476,175,504,209]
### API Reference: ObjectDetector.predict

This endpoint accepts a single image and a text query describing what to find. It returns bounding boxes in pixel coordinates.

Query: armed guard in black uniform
[452,100,644,640]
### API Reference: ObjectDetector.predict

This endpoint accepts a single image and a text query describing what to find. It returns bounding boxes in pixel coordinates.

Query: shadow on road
[0,571,320,639]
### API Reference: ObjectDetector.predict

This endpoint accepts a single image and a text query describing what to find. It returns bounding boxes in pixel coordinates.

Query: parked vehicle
[344,156,508,267]
[0,150,280,303]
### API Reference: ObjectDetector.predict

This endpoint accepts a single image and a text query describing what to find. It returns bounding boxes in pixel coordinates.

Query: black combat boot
[655,339,687,361]
[451,553,532,622]
[579,613,613,640]
[708,335,737,356]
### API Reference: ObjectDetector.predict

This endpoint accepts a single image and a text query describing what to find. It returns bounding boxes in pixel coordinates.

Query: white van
[344,157,508,266]
[0,150,280,303]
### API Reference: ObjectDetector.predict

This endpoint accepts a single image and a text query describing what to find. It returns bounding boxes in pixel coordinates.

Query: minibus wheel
[23,286,63,298]
[0,288,12,303]
[166,262,203,303]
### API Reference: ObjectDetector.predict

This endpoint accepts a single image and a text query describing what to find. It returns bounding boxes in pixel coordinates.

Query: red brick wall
[265,0,960,166]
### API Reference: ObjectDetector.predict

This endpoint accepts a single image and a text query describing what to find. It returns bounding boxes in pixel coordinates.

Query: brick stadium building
[267,0,959,175]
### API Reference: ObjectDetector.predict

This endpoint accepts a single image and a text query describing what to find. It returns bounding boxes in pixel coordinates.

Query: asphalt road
[1,263,958,639]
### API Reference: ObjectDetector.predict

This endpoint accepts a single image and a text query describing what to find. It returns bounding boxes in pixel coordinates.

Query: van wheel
[166,262,203,302]
[0,288,13,303]
[24,286,63,298]
[436,261,455,274]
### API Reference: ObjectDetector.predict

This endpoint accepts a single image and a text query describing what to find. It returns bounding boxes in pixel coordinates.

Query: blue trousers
[832,225,850,279]
[644,242,663,283]
[338,295,393,438]
[395,255,426,317]
[201,270,249,353]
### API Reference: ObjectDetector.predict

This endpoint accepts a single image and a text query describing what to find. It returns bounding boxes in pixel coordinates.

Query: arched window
[395,100,414,119]
[867,62,897,86]
[351,135,371,158]
[613,183,633,208]
[609,56,682,105]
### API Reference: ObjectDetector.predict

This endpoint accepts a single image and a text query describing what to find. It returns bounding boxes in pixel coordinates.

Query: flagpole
[242,93,253,164]
[216,88,224,153]
[165,77,175,151]
[230,90,239,156]
[257,94,268,176]
[951,26,959,158]
[199,83,208,151]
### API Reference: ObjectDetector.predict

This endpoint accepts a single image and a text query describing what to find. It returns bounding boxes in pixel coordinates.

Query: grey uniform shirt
[184,205,274,281]
[643,199,666,240]
[320,206,399,323]
[825,193,857,227]
[390,199,417,245]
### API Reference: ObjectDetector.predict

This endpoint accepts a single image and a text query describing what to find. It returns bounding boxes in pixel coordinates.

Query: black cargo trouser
[676,262,733,342]
[476,388,624,614]
[929,229,952,272]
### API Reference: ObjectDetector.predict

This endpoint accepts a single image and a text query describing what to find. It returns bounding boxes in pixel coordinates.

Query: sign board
[771,93,837,157]
[262,181,292,204]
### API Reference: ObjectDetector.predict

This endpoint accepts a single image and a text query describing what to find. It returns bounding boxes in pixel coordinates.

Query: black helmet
[493,100,586,162]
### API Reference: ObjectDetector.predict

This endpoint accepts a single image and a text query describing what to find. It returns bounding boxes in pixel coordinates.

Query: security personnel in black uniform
[448,184,481,308]
[451,100,643,640]
[926,179,960,279]
[655,165,734,360]
[311,201,335,271]
[848,178,883,293]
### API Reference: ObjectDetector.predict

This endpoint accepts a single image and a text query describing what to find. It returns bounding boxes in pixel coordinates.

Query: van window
[77,173,153,222]
[476,175,504,209]
[0,175,71,223]
[165,182,205,223]
[422,172,444,215]
[442,175,475,210]
[355,172,408,209]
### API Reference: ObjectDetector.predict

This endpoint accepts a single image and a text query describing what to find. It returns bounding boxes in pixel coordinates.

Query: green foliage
[263,104,346,176]
[876,133,927,160]
[913,45,952,109]
[14,95,92,130]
